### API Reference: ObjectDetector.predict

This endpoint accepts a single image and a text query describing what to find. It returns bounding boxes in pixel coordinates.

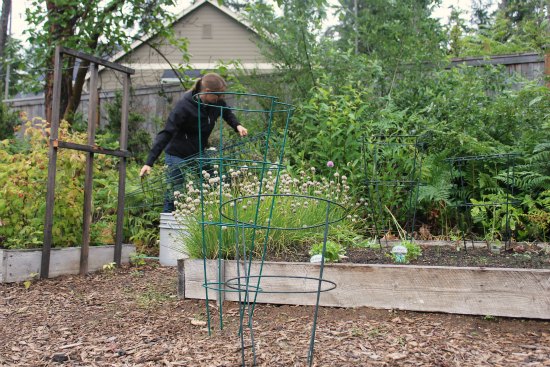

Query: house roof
[107,0,254,64]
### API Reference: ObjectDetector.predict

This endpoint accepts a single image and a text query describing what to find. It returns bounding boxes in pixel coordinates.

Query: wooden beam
[545,51,550,89]
[54,140,131,158]
[185,260,550,319]
[41,46,63,279]
[177,259,186,299]
[40,47,133,278]
[114,73,130,266]
[80,63,99,275]
[450,53,544,67]
[59,47,135,75]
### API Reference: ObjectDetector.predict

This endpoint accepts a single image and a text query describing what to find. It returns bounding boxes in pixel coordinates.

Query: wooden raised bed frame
[181,259,550,320]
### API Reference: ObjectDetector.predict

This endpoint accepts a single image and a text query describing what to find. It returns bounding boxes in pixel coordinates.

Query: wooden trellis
[41,46,135,278]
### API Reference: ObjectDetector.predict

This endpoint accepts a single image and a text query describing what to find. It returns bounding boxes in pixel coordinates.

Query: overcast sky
[9,0,483,44]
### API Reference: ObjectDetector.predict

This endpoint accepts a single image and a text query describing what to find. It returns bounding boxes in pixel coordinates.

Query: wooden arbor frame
[41,46,135,279]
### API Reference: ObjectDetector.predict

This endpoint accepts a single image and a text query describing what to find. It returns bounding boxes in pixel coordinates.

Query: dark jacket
[145,90,240,167]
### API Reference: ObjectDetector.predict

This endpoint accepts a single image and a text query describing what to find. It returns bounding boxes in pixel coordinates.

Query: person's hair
[191,73,227,93]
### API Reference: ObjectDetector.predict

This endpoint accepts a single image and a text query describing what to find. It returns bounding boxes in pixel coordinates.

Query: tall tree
[25,0,183,124]
[220,0,248,12]
[492,0,550,47]
[471,0,494,33]
[0,0,11,87]
[457,0,550,56]
[332,0,446,66]
[244,0,328,98]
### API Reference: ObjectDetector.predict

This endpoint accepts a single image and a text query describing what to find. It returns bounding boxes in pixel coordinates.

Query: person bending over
[140,73,248,212]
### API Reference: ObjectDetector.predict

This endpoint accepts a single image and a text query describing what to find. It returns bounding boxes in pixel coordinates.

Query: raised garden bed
[0,244,135,283]
[180,241,550,320]
[281,240,550,269]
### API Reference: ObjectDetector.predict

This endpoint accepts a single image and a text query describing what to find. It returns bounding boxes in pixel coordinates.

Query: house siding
[99,2,265,91]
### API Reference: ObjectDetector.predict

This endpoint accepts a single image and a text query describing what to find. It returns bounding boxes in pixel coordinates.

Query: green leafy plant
[130,253,148,267]
[385,206,422,263]
[0,103,19,140]
[399,240,423,263]
[309,240,346,263]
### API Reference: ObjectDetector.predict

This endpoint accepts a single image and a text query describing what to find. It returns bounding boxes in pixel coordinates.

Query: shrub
[0,117,120,248]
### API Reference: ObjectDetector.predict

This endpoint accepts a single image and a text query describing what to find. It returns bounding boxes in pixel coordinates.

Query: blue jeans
[162,152,214,213]
[163,154,189,213]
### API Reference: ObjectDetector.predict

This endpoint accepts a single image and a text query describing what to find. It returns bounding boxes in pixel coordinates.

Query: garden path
[0,265,549,366]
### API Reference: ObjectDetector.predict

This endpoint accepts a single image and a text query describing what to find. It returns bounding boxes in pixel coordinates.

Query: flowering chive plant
[174,164,367,259]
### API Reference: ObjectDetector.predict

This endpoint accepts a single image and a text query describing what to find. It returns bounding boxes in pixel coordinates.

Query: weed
[102,262,116,272]
[136,288,171,308]
[130,253,148,267]
[23,272,39,289]
[309,240,346,262]
[367,327,385,338]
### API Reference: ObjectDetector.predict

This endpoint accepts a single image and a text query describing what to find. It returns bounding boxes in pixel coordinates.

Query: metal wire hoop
[224,275,337,294]
[218,193,348,230]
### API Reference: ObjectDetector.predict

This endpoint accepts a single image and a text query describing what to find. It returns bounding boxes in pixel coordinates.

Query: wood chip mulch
[1,265,549,366]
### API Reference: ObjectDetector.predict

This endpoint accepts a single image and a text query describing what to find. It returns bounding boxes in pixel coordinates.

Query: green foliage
[402,241,422,262]
[177,167,364,259]
[449,0,550,56]
[241,0,550,242]
[24,0,187,121]
[309,240,346,263]
[333,0,446,65]
[102,262,116,272]
[289,84,372,181]
[0,37,29,97]
[130,253,148,267]
[244,0,328,98]
[0,117,120,249]
[102,91,151,164]
[0,102,18,140]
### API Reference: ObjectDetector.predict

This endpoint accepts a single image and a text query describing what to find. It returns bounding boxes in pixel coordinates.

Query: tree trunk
[44,1,67,125]
[0,0,12,83]
[63,59,90,122]
[63,32,101,122]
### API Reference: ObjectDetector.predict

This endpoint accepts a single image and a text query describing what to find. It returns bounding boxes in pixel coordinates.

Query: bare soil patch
[1,264,549,366]
[268,242,550,269]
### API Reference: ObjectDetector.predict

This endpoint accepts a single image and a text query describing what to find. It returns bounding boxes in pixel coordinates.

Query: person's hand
[140,165,151,177]
[237,125,248,137]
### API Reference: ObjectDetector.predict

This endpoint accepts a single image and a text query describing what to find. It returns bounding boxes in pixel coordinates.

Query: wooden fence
[5,83,187,138]
[448,52,547,84]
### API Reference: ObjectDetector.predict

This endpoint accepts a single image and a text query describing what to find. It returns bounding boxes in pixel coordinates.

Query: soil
[267,242,550,269]
[1,265,549,367]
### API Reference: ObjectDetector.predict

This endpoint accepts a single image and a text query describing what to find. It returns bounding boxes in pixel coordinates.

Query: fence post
[545,46,550,89]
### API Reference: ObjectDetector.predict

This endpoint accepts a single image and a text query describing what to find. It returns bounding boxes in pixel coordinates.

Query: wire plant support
[360,135,423,247]
[151,91,344,366]
[446,153,520,251]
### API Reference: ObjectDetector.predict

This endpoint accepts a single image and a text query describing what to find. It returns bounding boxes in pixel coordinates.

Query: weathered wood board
[184,259,550,319]
[0,244,135,283]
